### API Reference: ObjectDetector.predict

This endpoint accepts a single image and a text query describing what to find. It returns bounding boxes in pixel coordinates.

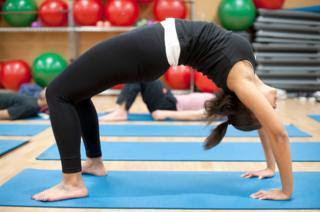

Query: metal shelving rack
[0,0,196,95]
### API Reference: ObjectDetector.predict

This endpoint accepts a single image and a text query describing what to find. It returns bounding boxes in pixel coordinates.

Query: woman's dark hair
[204,92,261,149]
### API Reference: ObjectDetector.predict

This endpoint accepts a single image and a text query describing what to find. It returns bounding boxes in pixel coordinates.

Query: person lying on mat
[0,89,47,120]
[32,18,292,202]
[99,79,216,121]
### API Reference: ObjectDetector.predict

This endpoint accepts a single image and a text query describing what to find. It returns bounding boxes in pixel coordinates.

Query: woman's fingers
[250,190,266,199]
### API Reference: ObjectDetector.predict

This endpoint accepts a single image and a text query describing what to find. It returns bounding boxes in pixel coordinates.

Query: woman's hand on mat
[241,168,274,179]
[152,110,168,120]
[250,189,291,200]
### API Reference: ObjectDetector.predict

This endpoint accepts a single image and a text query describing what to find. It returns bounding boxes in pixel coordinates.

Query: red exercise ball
[0,62,4,88]
[105,0,139,26]
[73,0,103,26]
[253,0,285,9]
[138,0,153,3]
[1,60,32,91]
[39,0,68,26]
[164,65,192,90]
[112,84,124,89]
[153,0,187,21]
[194,71,220,93]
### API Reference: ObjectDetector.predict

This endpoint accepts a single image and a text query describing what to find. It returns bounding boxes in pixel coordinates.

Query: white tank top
[160,18,181,66]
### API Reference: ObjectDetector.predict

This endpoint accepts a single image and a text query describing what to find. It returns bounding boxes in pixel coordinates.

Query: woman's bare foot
[99,108,128,121]
[32,172,88,202]
[82,157,107,176]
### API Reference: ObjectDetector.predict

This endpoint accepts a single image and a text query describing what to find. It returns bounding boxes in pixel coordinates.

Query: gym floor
[0,95,319,212]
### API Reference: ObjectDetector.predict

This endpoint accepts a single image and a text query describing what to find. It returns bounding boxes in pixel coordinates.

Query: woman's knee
[45,82,61,103]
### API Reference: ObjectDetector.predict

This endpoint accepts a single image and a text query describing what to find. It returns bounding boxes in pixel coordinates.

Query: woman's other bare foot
[82,157,107,176]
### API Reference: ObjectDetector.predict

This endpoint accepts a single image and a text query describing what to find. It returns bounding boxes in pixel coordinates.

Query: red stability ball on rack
[138,0,153,4]
[39,0,68,27]
[0,60,32,91]
[194,71,220,93]
[164,65,192,90]
[253,0,285,10]
[0,62,4,88]
[153,0,187,21]
[105,0,139,26]
[112,84,124,89]
[73,0,103,26]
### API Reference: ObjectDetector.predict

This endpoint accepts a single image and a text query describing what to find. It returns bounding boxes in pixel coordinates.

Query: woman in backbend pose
[32,18,292,202]
[99,79,215,121]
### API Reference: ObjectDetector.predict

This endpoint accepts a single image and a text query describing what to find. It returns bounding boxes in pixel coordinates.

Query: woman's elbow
[273,130,289,144]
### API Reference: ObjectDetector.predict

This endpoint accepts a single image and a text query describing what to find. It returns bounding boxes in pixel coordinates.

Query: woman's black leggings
[46,24,169,173]
[117,80,177,112]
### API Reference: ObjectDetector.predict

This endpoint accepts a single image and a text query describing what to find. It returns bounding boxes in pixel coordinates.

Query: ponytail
[203,91,261,150]
[204,121,228,149]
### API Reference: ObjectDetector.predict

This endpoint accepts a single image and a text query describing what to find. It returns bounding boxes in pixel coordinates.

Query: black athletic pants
[46,24,170,173]
[117,80,177,112]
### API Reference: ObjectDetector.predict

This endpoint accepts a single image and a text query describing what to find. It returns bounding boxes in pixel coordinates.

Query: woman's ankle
[63,172,85,187]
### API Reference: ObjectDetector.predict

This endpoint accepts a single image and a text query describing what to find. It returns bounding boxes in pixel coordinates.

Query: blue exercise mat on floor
[0,169,319,209]
[0,140,28,156]
[37,141,320,162]
[99,112,174,121]
[23,113,173,121]
[0,124,50,136]
[99,124,310,137]
[308,115,320,122]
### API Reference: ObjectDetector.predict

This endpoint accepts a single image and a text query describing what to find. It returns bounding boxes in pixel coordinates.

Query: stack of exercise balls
[1,0,189,27]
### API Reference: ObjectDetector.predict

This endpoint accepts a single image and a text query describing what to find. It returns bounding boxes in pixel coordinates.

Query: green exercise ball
[3,0,37,27]
[218,0,256,31]
[32,52,67,87]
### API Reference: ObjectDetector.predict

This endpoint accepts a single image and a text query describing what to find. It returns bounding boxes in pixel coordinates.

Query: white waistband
[160,18,181,66]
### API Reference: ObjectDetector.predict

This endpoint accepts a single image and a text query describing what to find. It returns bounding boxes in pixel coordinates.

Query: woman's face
[262,85,278,109]
[254,74,277,109]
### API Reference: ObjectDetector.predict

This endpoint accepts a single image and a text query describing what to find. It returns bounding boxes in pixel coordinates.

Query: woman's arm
[152,109,207,121]
[241,128,276,179]
[227,65,293,200]
[259,128,276,171]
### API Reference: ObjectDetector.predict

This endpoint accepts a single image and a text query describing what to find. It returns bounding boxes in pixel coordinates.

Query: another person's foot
[82,157,107,176]
[32,173,88,202]
[99,109,128,121]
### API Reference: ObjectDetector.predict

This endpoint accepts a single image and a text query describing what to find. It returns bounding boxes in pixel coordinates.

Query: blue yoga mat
[0,169,319,209]
[309,115,320,122]
[0,140,28,156]
[37,141,320,162]
[24,113,49,120]
[99,112,174,121]
[0,124,50,136]
[99,124,310,137]
[24,113,175,121]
